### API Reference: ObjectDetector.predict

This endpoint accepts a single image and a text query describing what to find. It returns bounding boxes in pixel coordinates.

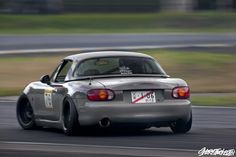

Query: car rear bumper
[77,100,191,127]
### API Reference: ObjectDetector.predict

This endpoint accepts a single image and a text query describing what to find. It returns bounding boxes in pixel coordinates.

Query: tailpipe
[99,118,111,128]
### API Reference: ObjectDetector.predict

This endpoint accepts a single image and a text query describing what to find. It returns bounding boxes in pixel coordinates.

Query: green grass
[0,88,22,97]
[0,49,236,106]
[0,12,236,34]
[191,94,236,106]
[141,49,236,93]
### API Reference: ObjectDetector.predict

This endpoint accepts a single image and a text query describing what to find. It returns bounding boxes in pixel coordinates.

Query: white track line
[192,106,236,109]
[0,100,235,109]
[0,43,235,55]
[0,141,197,152]
[0,101,16,103]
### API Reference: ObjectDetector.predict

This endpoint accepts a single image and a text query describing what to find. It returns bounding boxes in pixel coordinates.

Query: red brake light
[172,86,190,99]
[87,89,115,101]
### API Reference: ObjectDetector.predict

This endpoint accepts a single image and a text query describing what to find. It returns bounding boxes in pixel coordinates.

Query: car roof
[64,51,153,62]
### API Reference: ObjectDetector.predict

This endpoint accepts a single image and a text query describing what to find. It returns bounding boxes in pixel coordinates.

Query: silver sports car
[16,51,192,135]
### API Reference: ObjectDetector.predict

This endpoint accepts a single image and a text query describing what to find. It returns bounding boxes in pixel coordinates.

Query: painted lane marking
[0,141,197,152]
[192,106,236,109]
[0,43,236,55]
[0,101,16,103]
[0,99,235,109]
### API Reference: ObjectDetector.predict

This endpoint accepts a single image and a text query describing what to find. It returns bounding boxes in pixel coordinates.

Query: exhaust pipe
[99,118,111,128]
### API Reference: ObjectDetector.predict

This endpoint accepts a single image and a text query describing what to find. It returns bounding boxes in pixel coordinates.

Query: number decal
[44,89,53,109]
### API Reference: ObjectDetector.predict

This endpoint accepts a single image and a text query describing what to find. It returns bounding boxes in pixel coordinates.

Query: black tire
[16,94,36,130]
[62,97,79,135]
[170,112,192,134]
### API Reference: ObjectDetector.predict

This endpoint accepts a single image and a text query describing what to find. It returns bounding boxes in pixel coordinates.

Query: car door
[37,60,73,121]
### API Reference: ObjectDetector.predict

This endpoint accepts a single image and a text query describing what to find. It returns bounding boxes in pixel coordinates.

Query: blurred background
[0,0,236,13]
[0,0,236,106]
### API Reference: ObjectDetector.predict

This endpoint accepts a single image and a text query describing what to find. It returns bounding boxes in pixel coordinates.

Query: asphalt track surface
[0,34,236,156]
[1,33,236,52]
[0,100,235,157]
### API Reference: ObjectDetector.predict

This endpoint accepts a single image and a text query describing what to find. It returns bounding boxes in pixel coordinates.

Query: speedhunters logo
[198,147,235,156]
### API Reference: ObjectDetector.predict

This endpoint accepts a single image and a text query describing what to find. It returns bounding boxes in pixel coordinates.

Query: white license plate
[131,91,156,104]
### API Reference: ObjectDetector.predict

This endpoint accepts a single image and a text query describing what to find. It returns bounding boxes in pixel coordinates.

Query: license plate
[131,91,156,104]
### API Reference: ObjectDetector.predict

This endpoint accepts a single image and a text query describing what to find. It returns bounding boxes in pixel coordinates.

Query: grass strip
[1,12,236,34]
[191,94,236,107]
[0,49,236,107]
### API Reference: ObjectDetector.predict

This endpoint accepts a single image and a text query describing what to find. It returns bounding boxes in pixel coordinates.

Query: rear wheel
[16,94,36,129]
[170,113,192,134]
[62,97,79,135]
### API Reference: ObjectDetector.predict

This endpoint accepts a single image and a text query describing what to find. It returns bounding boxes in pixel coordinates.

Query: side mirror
[40,75,50,85]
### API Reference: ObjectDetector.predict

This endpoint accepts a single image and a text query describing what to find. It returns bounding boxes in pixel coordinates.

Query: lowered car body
[16,51,192,135]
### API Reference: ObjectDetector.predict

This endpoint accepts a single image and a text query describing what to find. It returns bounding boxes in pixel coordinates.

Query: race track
[0,100,235,157]
[1,33,236,156]
[1,33,236,52]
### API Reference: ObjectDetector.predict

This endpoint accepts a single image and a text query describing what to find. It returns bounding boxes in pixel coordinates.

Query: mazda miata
[16,51,192,135]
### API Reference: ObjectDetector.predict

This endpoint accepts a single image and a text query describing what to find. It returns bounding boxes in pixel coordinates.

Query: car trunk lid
[95,77,178,90]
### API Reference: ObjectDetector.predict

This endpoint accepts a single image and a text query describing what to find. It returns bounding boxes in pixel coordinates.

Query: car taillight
[87,89,115,101]
[172,86,190,99]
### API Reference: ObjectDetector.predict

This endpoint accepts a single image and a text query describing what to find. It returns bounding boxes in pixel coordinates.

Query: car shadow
[79,128,173,137]
[38,127,174,137]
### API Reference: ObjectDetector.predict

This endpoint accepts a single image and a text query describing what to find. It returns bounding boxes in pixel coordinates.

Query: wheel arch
[16,93,36,129]
[61,95,80,135]
[60,95,80,126]
[17,93,32,112]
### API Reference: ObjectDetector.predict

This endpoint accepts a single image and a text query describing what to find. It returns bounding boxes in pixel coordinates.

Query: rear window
[73,57,165,77]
